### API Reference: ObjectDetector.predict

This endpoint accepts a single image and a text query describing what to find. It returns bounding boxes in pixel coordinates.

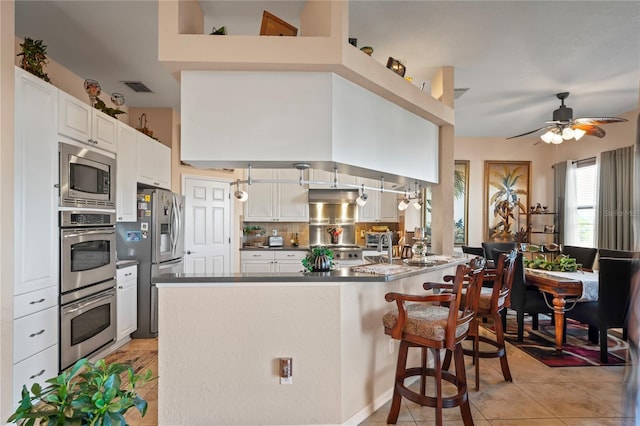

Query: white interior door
[183,177,231,274]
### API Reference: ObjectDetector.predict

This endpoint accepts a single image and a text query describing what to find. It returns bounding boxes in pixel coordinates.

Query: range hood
[308,189,359,204]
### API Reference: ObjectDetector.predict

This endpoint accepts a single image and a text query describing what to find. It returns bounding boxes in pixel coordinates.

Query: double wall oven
[59,210,117,370]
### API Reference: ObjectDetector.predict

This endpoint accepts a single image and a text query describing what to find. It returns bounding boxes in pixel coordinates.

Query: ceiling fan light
[573,128,586,140]
[562,127,575,140]
[551,133,563,144]
[540,131,554,144]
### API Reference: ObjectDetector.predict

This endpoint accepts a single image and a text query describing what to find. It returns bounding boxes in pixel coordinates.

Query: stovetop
[314,244,363,260]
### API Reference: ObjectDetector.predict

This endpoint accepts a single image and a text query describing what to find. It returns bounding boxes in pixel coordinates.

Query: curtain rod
[572,156,596,165]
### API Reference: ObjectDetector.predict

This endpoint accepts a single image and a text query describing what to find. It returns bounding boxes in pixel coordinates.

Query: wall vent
[122,81,153,93]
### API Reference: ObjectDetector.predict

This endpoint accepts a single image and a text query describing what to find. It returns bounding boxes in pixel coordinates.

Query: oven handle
[63,289,115,315]
[62,229,115,239]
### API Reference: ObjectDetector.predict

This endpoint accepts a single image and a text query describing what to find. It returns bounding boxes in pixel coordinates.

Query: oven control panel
[60,211,116,227]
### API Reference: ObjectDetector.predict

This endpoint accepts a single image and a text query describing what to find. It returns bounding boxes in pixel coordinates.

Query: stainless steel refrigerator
[116,188,185,338]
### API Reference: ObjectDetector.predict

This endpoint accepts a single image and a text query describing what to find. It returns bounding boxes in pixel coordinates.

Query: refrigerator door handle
[171,194,180,256]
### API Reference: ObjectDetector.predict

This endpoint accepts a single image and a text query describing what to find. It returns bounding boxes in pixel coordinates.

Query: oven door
[61,227,116,294]
[60,284,116,370]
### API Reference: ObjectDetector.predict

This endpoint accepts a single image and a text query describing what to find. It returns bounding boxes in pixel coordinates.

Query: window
[574,159,597,247]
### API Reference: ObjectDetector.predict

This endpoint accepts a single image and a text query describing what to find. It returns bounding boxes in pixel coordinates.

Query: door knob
[186,250,197,255]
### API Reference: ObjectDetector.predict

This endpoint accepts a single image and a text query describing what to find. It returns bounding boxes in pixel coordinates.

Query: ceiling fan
[507,92,627,144]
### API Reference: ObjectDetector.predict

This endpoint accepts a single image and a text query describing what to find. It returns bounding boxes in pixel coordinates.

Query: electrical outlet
[388,338,395,354]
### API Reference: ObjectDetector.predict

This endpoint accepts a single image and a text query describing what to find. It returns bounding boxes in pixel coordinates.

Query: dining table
[524,268,599,355]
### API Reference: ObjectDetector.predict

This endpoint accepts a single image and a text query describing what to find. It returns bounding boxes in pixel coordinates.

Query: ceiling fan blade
[506,126,552,140]
[574,117,628,125]
[573,124,606,138]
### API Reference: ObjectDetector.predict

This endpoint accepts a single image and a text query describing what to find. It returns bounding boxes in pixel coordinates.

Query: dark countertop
[154,256,468,284]
[240,246,311,251]
[116,259,139,269]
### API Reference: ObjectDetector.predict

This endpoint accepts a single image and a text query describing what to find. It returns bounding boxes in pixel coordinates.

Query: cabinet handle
[124,272,132,277]
[29,369,46,380]
[29,298,46,305]
[286,254,295,257]
[118,285,123,289]
[29,329,45,338]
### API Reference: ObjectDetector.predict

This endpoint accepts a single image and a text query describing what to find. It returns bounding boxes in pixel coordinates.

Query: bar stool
[467,249,517,390]
[382,258,485,426]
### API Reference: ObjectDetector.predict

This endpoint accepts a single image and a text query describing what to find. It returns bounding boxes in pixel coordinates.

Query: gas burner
[314,244,363,261]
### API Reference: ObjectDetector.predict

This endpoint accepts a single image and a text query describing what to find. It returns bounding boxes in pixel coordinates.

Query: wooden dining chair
[382,258,485,426]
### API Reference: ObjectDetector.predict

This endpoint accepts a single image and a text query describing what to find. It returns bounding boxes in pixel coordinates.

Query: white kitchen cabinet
[58,90,118,153]
[136,133,171,190]
[357,177,398,223]
[116,123,138,221]
[13,67,59,407]
[117,266,138,343]
[240,250,307,273]
[243,169,308,222]
[14,67,58,296]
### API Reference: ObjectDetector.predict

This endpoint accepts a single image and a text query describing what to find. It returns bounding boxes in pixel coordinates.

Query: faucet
[377,232,394,264]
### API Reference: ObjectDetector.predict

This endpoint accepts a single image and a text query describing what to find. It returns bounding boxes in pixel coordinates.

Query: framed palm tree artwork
[484,161,531,242]
[454,161,469,245]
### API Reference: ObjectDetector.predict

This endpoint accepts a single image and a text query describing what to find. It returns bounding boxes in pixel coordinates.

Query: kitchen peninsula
[154,256,466,425]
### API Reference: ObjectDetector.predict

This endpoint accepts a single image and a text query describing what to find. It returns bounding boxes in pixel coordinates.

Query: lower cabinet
[116,266,138,343]
[240,250,307,273]
[13,345,59,404]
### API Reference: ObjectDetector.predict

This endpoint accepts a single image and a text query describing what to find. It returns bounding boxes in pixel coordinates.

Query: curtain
[564,161,579,246]
[597,145,635,250]
[553,161,567,246]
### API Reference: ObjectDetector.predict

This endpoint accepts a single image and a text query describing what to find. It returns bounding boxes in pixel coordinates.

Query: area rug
[482,313,628,367]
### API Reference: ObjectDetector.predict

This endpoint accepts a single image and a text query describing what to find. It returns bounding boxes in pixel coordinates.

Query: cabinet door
[136,133,158,186]
[379,188,399,222]
[92,110,118,153]
[277,169,308,222]
[241,261,274,273]
[357,178,380,222]
[14,68,58,295]
[275,261,304,272]
[244,169,276,221]
[117,267,138,341]
[58,90,91,144]
[155,142,172,190]
[117,124,138,221]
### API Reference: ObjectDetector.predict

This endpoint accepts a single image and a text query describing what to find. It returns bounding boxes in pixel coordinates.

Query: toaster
[267,236,284,247]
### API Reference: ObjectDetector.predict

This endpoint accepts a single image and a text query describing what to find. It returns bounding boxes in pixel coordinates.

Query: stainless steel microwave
[59,142,116,209]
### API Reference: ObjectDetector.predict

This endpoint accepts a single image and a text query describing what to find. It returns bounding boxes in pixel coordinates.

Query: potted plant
[7,357,153,426]
[302,246,334,272]
[17,37,51,82]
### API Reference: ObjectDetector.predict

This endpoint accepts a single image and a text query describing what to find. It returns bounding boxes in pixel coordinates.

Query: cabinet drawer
[117,265,138,282]
[13,344,58,404]
[240,251,274,261]
[14,286,57,319]
[274,251,307,261]
[14,306,58,363]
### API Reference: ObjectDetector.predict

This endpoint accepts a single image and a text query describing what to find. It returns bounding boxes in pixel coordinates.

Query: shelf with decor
[518,212,559,259]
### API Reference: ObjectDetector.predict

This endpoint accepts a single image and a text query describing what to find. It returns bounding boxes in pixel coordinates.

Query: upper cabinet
[243,169,308,222]
[136,134,171,190]
[58,90,117,153]
[356,177,398,223]
[116,123,138,222]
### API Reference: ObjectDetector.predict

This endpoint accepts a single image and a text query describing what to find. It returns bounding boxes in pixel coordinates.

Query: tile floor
[116,328,635,426]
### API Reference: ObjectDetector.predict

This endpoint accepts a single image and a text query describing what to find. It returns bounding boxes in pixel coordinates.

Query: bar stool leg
[453,344,474,425]
[387,340,408,424]
[433,347,443,426]
[493,312,512,382]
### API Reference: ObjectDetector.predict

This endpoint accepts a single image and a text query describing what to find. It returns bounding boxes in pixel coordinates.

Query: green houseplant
[7,357,153,426]
[17,37,51,83]
[302,246,334,272]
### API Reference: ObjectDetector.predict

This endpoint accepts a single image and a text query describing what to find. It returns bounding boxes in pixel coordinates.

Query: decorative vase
[313,255,331,272]
[331,234,339,245]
